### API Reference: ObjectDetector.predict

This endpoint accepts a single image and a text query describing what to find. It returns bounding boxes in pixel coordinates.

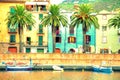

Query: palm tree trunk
[52,26,56,53]
[83,22,87,53]
[19,25,23,53]
[83,31,86,53]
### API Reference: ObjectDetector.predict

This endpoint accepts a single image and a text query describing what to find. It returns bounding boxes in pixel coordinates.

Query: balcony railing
[24,41,47,47]
[8,29,17,34]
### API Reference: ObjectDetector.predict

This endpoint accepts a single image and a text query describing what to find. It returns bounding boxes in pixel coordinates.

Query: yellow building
[0,0,25,53]
[23,0,50,53]
[0,0,50,53]
[96,10,120,53]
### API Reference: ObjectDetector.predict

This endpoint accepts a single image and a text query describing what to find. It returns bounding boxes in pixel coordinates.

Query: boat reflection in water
[0,71,120,80]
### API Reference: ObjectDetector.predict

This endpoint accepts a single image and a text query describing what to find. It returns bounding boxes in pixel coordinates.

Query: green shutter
[39,24,43,33]
[39,14,43,19]
[38,36,43,46]
[10,35,15,42]
[29,26,32,30]
[26,48,31,53]
[10,7,15,14]
[37,49,44,53]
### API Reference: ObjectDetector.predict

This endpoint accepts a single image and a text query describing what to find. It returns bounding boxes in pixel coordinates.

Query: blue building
[48,12,96,53]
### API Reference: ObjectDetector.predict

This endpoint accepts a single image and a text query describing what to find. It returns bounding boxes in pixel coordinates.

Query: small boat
[52,65,64,71]
[6,66,32,71]
[6,58,33,71]
[93,65,113,73]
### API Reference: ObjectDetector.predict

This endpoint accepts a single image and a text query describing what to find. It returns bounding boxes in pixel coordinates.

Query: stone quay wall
[0,54,120,66]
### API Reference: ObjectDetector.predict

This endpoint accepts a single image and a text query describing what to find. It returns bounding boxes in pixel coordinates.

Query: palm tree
[108,13,120,29]
[41,5,68,52]
[7,5,35,53]
[70,4,99,53]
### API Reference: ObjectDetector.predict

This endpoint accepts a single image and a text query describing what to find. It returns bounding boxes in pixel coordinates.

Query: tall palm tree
[70,4,99,53]
[41,5,68,52]
[108,13,120,29]
[7,5,35,53]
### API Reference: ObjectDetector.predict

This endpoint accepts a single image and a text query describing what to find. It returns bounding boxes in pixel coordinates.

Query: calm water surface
[0,71,120,80]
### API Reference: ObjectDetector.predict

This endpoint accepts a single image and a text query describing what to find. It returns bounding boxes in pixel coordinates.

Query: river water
[0,71,120,80]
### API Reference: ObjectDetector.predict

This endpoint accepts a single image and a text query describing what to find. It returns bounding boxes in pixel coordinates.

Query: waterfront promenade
[0,54,120,71]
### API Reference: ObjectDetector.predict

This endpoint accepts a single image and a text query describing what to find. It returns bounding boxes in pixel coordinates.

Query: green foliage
[60,0,120,12]
[41,5,68,27]
[108,13,120,29]
[71,4,99,32]
[7,5,35,29]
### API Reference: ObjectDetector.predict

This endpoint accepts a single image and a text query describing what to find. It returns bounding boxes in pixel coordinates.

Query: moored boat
[93,65,113,73]
[52,65,64,71]
[6,66,32,71]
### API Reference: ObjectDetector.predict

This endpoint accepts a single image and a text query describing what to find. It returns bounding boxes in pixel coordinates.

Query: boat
[6,58,33,71]
[93,65,113,73]
[6,66,32,71]
[52,65,64,71]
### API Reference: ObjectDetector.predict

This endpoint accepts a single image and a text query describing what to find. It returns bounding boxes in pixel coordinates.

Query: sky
[50,0,63,4]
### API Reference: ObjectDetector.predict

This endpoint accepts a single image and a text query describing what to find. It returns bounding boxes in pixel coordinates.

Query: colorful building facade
[23,0,50,53]
[0,0,25,53]
[0,0,50,53]
[48,12,96,53]
[96,10,120,53]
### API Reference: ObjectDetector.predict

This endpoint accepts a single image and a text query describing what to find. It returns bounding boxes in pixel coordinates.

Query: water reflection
[0,71,120,80]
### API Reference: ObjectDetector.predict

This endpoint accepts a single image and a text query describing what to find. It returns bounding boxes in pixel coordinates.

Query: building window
[38,36,43,46]
[56,27,60,36]
[102,36,107,43]
[100,49,108,54]
[39,14,43,19]
[102,15,107,20]
[26,48,31,53]
[10,35,16,43]
[37,48,44,53]
[69,27,74,35]
[39,24,43,33]
[27,25,32,31]
[86,35,91,44]
[56,37,61,43]
[102,26,107,31]
[10,6,15,14]
[68,37,76,43]
[41,5,46,11]
[26,37,31,45]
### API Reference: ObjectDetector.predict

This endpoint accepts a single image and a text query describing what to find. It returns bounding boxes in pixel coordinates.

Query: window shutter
[39,14,43,19]
[38,36,43,45]
[39,24,43,33]
[10,35,15,42]
[10,7,15,14]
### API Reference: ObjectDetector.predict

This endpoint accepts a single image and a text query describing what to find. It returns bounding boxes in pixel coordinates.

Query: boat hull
[6,66,32,71]
[93,66,112,73]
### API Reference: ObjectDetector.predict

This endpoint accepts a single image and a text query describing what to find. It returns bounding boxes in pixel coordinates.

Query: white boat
[52,65,64,71]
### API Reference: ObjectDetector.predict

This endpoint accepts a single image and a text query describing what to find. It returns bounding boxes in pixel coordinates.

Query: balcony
[8,29,17,34]
[24,41,47,47]
[9,41,16,45]
[56,30,61,37]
